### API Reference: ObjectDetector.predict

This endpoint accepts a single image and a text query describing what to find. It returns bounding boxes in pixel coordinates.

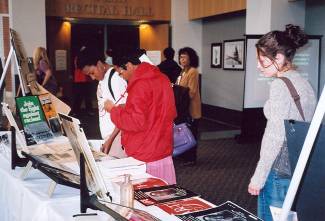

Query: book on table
[155,197,213,215]
[38,93,63,135]
[176,200,262,221]
[132,177,168,190]
[15,95,54,145]
[134,184,199,206]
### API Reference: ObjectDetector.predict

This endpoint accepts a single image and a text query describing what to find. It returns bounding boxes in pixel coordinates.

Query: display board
[244,35,321,108]
[59,113,113,202]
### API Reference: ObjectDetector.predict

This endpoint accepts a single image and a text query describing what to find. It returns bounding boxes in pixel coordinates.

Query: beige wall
[189,0,246,20]
[140,24,169,59]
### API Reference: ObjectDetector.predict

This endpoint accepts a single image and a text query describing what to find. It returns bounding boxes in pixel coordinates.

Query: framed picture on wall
[223,39,245,70]
[211,43,222,68]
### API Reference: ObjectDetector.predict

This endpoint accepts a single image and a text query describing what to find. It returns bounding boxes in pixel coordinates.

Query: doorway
[106,25,140,57]
[69,23,140,114]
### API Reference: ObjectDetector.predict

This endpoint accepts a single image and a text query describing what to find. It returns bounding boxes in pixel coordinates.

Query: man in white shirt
[77,47,127,158]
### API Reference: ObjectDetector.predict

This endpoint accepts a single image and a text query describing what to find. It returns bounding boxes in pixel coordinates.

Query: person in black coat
[158,47,182,84]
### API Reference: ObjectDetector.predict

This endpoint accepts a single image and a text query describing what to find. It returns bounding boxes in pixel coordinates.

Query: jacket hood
[127,62,162,91]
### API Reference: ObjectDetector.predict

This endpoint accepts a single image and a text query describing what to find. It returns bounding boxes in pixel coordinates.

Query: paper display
[135,184,199,206]
[59,113,113,202]
[55,50,67,71]
[95,157,146,179]
[177,201,262,221]
[27,139,76,163]
[38,93,62,135]
[156,197,213,215]
[133,177,168,190]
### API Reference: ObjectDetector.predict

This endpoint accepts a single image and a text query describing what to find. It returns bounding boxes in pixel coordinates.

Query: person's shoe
[182,161,196,166]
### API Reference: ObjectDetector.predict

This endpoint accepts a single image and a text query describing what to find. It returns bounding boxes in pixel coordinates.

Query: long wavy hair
[33,47,51,69]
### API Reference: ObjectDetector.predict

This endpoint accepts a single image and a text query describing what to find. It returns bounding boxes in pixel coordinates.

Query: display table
[0,154,185,221]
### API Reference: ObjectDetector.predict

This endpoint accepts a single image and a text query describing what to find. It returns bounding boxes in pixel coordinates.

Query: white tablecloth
[0,155,181,221]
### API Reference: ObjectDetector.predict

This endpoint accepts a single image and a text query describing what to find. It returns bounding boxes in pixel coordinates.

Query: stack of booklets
[96,157,146,179]
[133,179,262,221]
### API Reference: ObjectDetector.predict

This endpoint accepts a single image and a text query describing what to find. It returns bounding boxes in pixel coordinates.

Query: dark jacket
[158,59,182,84]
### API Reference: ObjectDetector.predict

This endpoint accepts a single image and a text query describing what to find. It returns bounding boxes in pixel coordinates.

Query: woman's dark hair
[178,47,199,68]
[256,24,308,67]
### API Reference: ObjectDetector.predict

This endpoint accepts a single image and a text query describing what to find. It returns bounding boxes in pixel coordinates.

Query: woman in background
[176,47,201,166]
[33,47,58,95]
[248,24,316,221]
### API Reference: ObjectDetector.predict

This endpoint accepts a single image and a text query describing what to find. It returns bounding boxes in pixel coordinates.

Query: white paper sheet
[270,206,298,221]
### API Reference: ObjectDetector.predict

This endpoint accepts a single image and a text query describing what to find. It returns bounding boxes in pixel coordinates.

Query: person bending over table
[104,53,177,185]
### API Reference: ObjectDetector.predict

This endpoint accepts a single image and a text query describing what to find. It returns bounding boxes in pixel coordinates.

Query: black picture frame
[223,39,245,70]
[211,43,222,68]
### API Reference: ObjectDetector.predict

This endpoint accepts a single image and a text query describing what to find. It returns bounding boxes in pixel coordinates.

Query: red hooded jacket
[111,62,177,162]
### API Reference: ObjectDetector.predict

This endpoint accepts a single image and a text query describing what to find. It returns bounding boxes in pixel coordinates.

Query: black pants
[72,82,93,113]
[181,118,200,162]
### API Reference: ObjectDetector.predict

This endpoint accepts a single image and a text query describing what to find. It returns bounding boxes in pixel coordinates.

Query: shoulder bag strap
[108,68,116,101]
[278,77,305,121]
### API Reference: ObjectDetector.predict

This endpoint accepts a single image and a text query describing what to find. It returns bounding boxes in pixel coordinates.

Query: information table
[0,154,189,221]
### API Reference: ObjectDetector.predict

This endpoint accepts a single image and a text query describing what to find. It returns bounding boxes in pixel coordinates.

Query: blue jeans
[258,170,290,221]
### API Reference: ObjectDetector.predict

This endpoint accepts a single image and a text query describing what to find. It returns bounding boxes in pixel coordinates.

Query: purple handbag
[173,123,196,157]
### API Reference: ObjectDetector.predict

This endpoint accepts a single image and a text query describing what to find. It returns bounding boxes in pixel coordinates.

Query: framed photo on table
[211,43,222,68]
[223,39,245,70]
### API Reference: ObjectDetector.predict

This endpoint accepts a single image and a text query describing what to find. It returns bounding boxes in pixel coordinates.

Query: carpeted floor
[174,138,260,215]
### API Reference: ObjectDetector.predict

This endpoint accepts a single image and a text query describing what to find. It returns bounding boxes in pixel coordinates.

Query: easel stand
[20,151,80,197]
[10,126,80,197]
[79,154,127,221]
[0,45,26,97]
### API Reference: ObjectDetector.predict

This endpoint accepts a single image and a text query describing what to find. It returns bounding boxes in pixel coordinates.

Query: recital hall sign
[46,0,171,21]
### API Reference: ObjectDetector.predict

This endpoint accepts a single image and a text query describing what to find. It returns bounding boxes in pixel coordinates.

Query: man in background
[72,52,94,117]
[158,47,182,84]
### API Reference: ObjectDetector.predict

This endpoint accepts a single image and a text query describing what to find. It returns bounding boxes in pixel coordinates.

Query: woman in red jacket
[104,54,177,184]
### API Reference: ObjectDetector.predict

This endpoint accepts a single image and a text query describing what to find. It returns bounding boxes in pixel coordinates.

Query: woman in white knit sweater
[248,24,316,221]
